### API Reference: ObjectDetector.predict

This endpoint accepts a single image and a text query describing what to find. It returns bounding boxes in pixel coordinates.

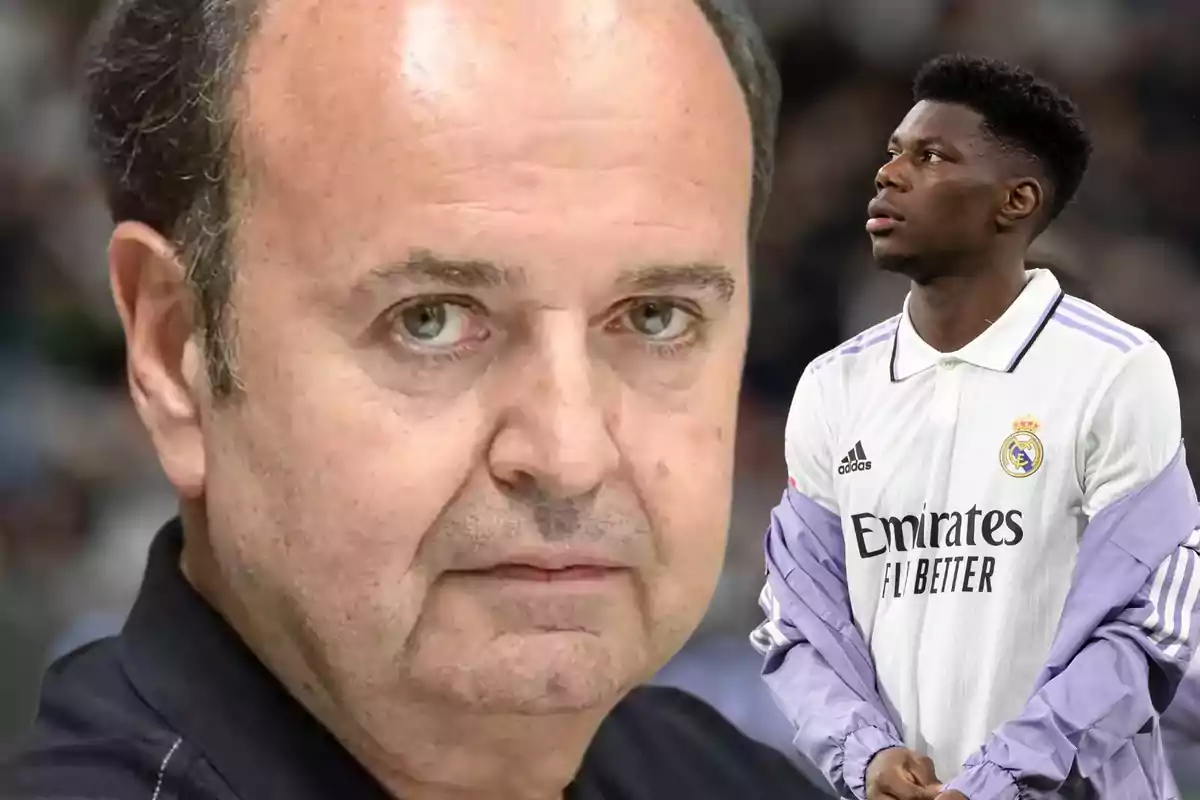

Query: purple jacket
[758,443,1200,799]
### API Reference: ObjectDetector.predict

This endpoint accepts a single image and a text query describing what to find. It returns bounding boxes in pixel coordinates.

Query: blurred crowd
[2,0,1198,792]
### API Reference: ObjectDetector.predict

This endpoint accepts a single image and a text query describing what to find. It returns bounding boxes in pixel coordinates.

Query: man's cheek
[631,411,731,506]
[283,393,481,507]
[646,456,731,574]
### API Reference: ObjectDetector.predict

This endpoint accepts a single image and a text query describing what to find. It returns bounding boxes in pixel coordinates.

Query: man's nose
[487,315,620,502]
[875,156,909,193]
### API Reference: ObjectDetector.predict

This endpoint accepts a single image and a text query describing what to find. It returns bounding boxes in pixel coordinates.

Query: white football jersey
[782,268,1181,779]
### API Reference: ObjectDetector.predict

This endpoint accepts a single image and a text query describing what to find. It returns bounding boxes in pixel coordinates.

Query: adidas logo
[838,441,872,475]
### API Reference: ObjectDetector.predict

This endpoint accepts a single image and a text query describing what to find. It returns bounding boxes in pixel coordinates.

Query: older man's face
[200,0,752,733]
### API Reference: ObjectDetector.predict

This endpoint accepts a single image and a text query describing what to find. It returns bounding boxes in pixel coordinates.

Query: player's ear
[996,177,1043,232]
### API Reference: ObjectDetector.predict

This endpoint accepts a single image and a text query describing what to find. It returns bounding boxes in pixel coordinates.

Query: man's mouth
[471,564,623,582]
[866,197,905,235]
[866,216,902,234]
[446,550,633,584]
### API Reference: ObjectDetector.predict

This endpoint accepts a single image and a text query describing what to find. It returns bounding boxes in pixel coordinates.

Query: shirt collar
[889,268,1064,382]
[118,520,393,800]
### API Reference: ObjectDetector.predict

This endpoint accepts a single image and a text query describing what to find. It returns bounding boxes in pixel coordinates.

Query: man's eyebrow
[889,134,953,150]
[349,254,735,304]
[354,249,524,297]
[918,135,955,150]
[615,263,738,303]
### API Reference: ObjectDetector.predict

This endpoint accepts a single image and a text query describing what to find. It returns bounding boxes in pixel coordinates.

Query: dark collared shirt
[1,520,825,799]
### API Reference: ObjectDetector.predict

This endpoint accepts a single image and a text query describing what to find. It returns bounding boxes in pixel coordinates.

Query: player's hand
[865,747,943,800]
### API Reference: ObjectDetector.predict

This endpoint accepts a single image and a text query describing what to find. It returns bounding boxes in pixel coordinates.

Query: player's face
[194,0,751,745]
[867,100,1009,276]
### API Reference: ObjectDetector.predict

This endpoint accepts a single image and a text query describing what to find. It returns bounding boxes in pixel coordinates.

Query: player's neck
[907,261,1028,353]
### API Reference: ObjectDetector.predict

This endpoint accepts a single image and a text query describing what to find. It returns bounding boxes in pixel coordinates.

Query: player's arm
[944,342,1200,800]
[750,364,905,800]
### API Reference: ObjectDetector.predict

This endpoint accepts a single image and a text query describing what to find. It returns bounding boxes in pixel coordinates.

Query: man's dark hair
[913,53,1092,229]
[83,0,780,397]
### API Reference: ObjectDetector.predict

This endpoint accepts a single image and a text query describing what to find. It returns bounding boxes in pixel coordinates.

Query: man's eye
[619,300,696,340]
[391,301,485,348]
[923,150,945,163]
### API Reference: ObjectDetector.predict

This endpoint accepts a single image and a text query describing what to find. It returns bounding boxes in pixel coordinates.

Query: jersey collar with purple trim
[889,268,1065,382]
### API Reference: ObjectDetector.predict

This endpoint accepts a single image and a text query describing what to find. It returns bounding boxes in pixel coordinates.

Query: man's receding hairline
[86,0,778,398]
[220,0,772,272]
[223,0,758,168]
[224,0,779,267]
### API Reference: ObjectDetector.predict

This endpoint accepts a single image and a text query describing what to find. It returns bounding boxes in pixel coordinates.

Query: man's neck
[365,701,611,800]
[907,259,1028,353]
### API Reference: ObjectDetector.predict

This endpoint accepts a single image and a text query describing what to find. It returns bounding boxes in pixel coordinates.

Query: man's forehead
[231,0,753,289]
[891,100,988,144]
[238,0,747,160]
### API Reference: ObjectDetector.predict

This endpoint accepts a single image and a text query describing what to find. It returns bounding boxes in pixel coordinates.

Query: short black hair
[83,0,780,397]
[913,53,1092,225]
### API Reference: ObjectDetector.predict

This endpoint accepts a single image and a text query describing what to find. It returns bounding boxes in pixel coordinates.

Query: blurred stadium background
[2,0,1198,794]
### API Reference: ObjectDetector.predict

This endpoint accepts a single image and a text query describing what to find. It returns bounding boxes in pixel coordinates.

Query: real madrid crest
[1000,417,1044,478]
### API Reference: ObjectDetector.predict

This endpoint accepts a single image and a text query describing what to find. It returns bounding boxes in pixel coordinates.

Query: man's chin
[871,242,922,277]
[410,630,644,714]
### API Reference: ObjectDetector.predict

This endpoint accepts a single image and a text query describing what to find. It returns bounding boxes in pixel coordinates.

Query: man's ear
[996,177,1044,232]
[109,222,207,499]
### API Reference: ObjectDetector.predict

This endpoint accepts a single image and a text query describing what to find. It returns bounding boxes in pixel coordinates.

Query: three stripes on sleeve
[1144,528,1200,661]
